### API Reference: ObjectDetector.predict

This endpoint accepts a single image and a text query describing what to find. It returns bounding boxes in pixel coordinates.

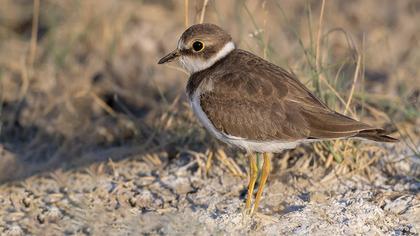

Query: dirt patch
[0,144,418,235]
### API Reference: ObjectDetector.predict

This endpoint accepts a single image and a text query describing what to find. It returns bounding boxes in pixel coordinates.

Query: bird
[157,23,398,214]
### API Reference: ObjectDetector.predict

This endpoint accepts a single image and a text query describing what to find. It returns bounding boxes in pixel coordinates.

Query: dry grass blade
[344,54,362,115]
[184,0,189,28]
[28,0,40,67]
[18,58,29,99]
[144,153,162,166]
[199,0,210,24]
[90,92,117,117]
[216,149,245,177]
[360,101,391,122]
[262,0,269,59]
[205,150,213,175]
[279,152,290,170]
[315,0,326,72]
[319,74,357,117]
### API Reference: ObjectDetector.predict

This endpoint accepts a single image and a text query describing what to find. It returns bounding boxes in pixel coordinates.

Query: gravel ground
[0,145,418,235]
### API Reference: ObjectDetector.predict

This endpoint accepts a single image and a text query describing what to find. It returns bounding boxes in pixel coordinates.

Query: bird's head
[158,23,235,74]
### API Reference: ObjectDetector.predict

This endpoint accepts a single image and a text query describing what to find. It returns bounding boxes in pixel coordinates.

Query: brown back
[187,49,397,142]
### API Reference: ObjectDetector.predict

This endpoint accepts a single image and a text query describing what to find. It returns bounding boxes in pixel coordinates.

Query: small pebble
[128,197,137,207]
[36,214,45,224]
[21,197,31,208]
[46,207,62,222]
[4,225,23,236]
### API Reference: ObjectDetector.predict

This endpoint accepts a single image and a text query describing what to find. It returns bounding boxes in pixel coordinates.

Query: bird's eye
[192,41,204,52]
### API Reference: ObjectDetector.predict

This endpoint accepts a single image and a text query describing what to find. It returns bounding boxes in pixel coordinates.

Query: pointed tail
[355,129,399,142]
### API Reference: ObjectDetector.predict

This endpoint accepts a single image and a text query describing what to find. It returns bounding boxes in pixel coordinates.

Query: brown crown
[178,24,233,60]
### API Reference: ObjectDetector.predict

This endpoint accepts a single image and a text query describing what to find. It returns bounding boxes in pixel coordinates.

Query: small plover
[158,23,398,214]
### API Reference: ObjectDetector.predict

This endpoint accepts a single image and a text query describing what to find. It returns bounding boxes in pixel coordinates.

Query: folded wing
[199,50,397,143]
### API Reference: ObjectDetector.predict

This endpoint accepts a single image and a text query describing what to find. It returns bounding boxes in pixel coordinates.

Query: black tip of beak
[157,57,166,64]
[157,50,179,65]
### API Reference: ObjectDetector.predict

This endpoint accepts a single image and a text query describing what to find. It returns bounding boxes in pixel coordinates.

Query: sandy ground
[0,143,418,235]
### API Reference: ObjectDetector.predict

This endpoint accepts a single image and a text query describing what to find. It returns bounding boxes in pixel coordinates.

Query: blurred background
[0,0,418,182]
[0,0,420,181]
[0,0,419,234]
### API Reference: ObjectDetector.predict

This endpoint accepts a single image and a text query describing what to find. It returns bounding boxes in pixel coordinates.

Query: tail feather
[355,129,399,143]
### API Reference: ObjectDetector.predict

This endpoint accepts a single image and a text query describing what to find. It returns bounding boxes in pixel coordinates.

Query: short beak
[157,49,180,64]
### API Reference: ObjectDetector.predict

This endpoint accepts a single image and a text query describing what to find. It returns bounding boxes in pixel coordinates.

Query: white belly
[190,89,305,153]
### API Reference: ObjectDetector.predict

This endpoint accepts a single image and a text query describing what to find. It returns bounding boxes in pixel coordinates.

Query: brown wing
[197,49,395,142]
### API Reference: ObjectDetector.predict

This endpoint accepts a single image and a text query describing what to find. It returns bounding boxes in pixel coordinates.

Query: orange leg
[251,152,271,214]
[245,153,258,212]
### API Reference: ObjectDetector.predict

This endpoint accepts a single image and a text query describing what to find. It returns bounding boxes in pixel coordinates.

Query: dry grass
[0,1,419,184]
[0,0,418,189]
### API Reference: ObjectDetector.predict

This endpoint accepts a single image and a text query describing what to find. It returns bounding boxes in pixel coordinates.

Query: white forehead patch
[177,38,184,50]
[179,41,235,74]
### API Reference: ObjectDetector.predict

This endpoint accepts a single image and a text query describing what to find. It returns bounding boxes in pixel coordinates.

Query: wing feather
[193,49,395,142]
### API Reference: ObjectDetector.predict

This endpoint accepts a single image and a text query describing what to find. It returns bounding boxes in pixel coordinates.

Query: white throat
[179,41,235,74]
